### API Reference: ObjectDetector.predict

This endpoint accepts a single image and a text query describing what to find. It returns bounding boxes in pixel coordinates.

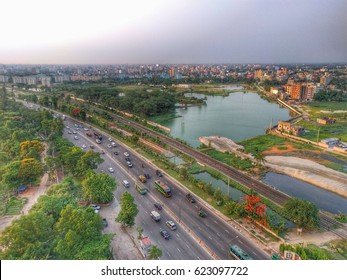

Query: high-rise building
[169,67,177,78]
[254,69,263,80]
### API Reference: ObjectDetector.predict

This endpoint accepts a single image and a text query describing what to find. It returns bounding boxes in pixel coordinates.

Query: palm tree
[148,245,162,260]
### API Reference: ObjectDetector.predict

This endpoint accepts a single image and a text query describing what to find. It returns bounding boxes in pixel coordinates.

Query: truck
[150,210,161,222]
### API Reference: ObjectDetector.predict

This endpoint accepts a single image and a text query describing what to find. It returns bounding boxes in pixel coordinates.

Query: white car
[74,136,78,140]
[124,152,130,157]
[82,144,86,149]
[107,144,112,148]
[72,130,77,134]
[111,142,117,147]
[108,137,113,142]
[108,167,114,173]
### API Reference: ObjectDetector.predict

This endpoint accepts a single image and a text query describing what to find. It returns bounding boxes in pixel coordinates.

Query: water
[262,172,347,214]
[159,91,291,147]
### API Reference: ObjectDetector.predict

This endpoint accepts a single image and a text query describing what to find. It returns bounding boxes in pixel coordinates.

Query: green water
[159,89,291,147]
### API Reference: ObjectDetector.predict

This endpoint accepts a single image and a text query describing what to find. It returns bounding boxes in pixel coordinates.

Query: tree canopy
[116,192,138,227]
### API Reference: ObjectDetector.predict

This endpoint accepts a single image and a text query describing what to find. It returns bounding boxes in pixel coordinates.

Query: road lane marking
[177,248,181,253]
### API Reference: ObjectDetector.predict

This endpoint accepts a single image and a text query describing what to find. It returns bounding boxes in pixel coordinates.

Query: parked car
[160,229,170,240]
[108,167,114,173]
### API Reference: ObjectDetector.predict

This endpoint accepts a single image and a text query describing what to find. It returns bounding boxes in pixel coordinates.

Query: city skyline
[1,0,346,64]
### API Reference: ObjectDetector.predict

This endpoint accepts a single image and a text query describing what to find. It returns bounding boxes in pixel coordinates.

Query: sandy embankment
[265,156,347,198]
[199,136,254,161]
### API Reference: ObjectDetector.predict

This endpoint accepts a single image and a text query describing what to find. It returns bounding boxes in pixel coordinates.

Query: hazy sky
[1,0,346,64]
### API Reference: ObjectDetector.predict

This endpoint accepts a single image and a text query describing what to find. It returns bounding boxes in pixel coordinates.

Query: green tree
[1,161,22,190]
[179,167,188,179]
[137,226,144,239]
[283,198,320,230]
[18,158,44,184]
[76,150,104,175]
[213,188,224,205]
[0,211,55,259]
[116,192,138,227]
[54,204,103,259]
[81,172,116,203]
[45,156,61,182]
[148,245,162,260]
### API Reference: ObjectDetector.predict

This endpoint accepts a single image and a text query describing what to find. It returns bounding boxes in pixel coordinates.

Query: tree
[283,198,320,230]
[137,227,144,239]
[81,172,116,204]
[241,193,266,220]
[254,152,266,167]
[54,204,103,259]
[1,161,22,191]
[148,245,162,260]
[213,188,223,205]
[45,156,61,182]
[76,151,104,175]
[179,167,188,179]
[116,192,138,227]
[18,158,44,185]
[0,211,55,259]
[20,140,45,159]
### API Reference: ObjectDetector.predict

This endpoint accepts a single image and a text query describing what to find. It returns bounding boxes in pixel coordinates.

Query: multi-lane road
[19,100,270,259]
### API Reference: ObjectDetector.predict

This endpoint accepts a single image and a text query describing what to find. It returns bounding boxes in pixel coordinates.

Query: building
[270,87,279,95]
[0,75,9,83]
[277,121,305,136]
[254,69,263,81]
[40,76,51,87]
[317,117,336,125]
[284,84,305,101]
[320,138,340,146]
[26,76,37,85]
[12,76,26,84]
[169,67,177,78]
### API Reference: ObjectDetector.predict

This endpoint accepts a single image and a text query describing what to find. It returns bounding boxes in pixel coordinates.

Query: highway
[20,100,270,259]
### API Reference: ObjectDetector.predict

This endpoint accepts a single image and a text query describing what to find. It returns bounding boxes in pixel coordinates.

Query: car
[84,128,89,131]
[166,220,177,231]
[74,136,78,140]
[125,157,131,162]
[124,152,130,157]
[154,203,162,210]
[67,130,72,134]
[66,126,70,129]
[113,151,119,155]
[72,130,77,134]
[82,144,86,149]
[160,229,170,240]
[108,137,113,142]
[107,144,112,148]
[139,175,146,183]
[111,142,117,147]
[156,169,163,177]
[186,193,196,203]
[144,173,151,179]
[96,139,101,144]
[90,204,101,210]
[100,150,105,154]
[127,161,133,168]
[102,218,108,227]
[90,145,95,149]
[108,167,114,173]
[122,180,130,188]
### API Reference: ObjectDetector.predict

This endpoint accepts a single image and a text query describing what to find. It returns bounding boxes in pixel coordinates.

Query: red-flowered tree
[72,107,81,117]
[241,193,266,221]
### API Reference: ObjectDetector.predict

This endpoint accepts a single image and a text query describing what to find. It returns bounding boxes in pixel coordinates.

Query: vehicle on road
[125,156,131,161]
[166,221,176,231]
[154,180,172,197]
[186,193,196,203]
[127,161,133,168]
[100,150,105,154]
[108,167,114,173]
[122,180,130,188]
[107,144,112,148]
[102,218,108,227]
[74,136,78,140]
[67,130,72,134]
[150,210,161,222]
[111,142,117,147]
[82,144,86,149]
[113,151,119,155]
[144,173,151,179]
[139,175,147,183]
[108,137,113,142]
[90,145,95,149]
[86,131,92,137]
[154,203,162,210]
[96,139,101,144]
[198,208,206,218]
[229,245,253,260]
[124,152,130,157]
[72,130,77,134]
[155,169,163,177]
[160,229,170,239]
[135,183,147,195]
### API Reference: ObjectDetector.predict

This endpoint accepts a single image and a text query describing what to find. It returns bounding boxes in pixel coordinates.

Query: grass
[277,145,288,150]
[204,149,253,170]
[240,134,287,155]
[321,240,347,260]
[5,197,27,215]
[297,120,347,142]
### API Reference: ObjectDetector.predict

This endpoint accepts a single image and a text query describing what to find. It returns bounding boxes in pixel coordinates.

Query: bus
[229,245,253,260]
[135,183,147,195]
[154,180,171,197]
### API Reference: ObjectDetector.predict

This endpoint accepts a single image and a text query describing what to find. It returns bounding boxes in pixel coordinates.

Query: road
[20,100,271,259]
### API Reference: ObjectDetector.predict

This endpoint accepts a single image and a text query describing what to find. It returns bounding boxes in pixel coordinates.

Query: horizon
[0,0,346,65]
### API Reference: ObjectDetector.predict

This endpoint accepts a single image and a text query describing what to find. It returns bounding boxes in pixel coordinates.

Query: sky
[0,0,346,64]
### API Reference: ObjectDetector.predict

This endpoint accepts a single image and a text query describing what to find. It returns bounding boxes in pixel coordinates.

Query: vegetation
[240,134,286,155]
[279,243,331,260]
[116,192,139,227]
[148,245,162,260]
[313,90,347,102]
[283,198,320,230]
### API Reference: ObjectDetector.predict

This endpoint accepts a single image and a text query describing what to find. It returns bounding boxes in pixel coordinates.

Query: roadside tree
[116,192,138,227]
